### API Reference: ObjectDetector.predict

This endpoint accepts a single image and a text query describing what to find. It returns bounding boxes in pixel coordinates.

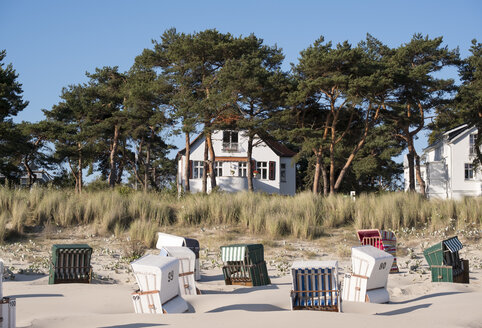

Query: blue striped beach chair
[290,260,340,312]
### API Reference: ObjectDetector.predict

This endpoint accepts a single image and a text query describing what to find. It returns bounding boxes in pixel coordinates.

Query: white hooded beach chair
[290,260,341,312]
[159,246,198,296]
[156,232,201,281]
[342,245,393,303]
[130,255,188,314]
[0,259,16,328]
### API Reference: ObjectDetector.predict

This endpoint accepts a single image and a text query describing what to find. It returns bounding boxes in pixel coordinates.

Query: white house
[177,130,297,195]
[0,170,52,187]
[404,124,481,199]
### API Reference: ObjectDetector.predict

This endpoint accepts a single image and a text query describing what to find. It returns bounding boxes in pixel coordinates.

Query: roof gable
[177,130,297,158]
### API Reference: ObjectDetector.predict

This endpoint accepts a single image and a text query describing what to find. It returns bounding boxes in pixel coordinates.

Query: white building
[177,130,297,195]
[404,124,481,199]
[0,170,52,187]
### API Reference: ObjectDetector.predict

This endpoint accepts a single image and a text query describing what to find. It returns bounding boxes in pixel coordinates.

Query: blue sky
[1,0,481,158]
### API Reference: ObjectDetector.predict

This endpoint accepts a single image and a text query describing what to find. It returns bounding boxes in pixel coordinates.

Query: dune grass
[0,187,480,246]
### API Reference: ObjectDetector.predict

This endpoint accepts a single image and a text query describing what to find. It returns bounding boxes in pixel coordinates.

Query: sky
[1,0,481,160]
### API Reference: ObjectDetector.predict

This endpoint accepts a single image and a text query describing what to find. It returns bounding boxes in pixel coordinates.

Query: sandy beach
[1,226,481,328]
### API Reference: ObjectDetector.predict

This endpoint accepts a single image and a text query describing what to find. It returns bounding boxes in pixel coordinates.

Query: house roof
[424,124,473,152]
[177,131,297,158]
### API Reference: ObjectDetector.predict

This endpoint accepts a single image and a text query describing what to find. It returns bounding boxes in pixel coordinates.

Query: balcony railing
[222,142,239,152]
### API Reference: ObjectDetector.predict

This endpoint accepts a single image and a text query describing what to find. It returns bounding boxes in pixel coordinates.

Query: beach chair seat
[156,233,201,280]
[130,254,188,314]
[221,244,270,286]
[357,229,399,273]
[48,244,92,284]
[290,261,340,312]
[159,246,198,296]
[424,236,469,283]
[342,246,393,303]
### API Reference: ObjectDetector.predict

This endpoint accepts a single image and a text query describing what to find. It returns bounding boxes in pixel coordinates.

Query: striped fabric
[358,229,399,273]
[221,246,246,262]
[443,236,463,253]
[292,268,338,308]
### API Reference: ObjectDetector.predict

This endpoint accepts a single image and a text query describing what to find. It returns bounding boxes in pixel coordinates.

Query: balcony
[222,142,239,152]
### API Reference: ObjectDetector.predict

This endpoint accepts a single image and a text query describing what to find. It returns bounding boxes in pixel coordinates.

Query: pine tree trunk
[202,140,208,193]
[184,132,191,193]
[144,141,151,192]
[313,152,322,194]
[415,154,426,197]
[206,130,216,190]
[108,124,119,188]
[329,141,335,194]
[321,165,328,196]
[247,135,254,192]
[23,157,34,188]
[78,145,83,194]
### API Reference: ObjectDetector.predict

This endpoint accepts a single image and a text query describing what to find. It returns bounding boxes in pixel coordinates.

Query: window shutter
[188,160,193,179]
[269,161,276,180]
[251,159,256,170]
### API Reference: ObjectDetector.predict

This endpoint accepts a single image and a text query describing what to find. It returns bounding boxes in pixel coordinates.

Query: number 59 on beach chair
[156,232,201,281]
[290,260,341,312]
[130,255,189,314]
[159,246,198,296]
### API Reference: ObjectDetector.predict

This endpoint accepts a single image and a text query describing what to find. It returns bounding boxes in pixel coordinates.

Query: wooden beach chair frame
[48,244,92,284]
[424,236,469,284]
[290,265,340,312]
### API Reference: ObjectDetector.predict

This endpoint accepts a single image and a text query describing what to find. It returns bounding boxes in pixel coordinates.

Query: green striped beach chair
[220,244,270,286]
[290,260,340,312]
[424,236,469,283]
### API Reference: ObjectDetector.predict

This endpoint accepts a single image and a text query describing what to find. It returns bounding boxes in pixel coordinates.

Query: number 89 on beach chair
[290,260,341,312]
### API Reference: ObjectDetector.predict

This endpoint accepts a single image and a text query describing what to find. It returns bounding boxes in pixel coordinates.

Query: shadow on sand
[7,293,64,299]
[201,284,279,295]
[376,303,431,316]
[100,324,164,328]
[389,291,464,305]
[207,303,285,313]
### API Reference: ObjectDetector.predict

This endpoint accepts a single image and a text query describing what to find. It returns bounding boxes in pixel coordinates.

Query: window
[256,161,268,180]
[193,161,203,179]
[465,163,474,180]
[223,131,239,152]
[470,134,477,155]
[214,161,223,177]
[238,162,247,177]
[280,163,286,182]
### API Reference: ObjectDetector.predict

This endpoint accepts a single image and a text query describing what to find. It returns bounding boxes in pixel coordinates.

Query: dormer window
[223,131,238,152]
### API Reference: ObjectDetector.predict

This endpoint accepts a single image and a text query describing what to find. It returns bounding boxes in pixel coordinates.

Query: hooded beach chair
[290,260,341,312]
[342,245,394,303]
[48,244,92,284]
[423,236,469,283]
[130,254,189,314]
[0,259,16,328]
[220,244,270,286]
[156,232,201,280]
[159,246,198,295]
[357,229,399,273]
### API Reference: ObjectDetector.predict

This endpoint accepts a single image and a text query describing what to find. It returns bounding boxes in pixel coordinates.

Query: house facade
[403,124,481,199]
[177,130,297,195]
[0,170,52,187]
